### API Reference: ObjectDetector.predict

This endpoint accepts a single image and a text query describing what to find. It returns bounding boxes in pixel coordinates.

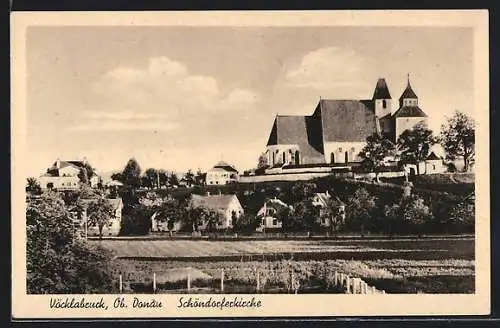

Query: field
[94,237,475,294]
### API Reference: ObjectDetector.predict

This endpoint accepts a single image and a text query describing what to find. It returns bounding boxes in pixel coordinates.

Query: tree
[184,170,195,187]
[291,199,319,234]
[122,158,142,189]
[158,169,169,188]
[110,172,124,182]
[290,182,317,203]
[233,212,259,234]
[345,188,376,237]
[440,111,475,172]
[447,201,474,232]
[397,123,437,175]
[26,177,41,195]
[78,167,89,185]
[358,132,395,182]
[195,169,206,186]
[86,197,115,238]
[206,209,224,237]
[275,203,293,232]
[384,194,434,236]
[26,192,115,293]
[144,168,159,189]
[320,198,345,236]
[257,152,268,169]
[168,172,179,187]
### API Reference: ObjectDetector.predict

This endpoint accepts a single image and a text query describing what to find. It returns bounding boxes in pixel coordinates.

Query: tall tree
[257,152,268,169]
[26,177,41,195]
[26,192,114,293]
[440,111,475,172]
[158,169,169,188]
[384,194,434,235]
[168,172,179,186]
[195,169,206,186]
[86,197,116,238]
[122,158,142,188]
[345,188,376,237]
[144,168,159,189]
[358,132,395,182]
[184,170,195,187]
[78,167,89,185]
[397,123,437,175]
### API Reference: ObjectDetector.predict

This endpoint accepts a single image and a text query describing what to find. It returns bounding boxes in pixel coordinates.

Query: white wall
[374,99,391,118]
[266,144,299,166]
[39,176,80,190]
[323,142,366,164]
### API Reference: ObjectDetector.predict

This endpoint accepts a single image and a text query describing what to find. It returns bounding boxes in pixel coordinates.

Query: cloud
[285,47,367,91]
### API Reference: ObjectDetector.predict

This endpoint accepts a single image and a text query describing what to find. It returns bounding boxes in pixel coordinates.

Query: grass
[91,237,474,261]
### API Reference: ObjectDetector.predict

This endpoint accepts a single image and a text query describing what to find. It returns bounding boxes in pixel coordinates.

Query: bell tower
[372,78,392,118]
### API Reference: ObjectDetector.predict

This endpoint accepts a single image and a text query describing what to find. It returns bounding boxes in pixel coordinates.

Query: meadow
[94,237,474,294]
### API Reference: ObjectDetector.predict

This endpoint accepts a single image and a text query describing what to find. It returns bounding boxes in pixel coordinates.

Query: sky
[26,26,474,178]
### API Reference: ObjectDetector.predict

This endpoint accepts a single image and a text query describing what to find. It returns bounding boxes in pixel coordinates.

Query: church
[264,76,428,168]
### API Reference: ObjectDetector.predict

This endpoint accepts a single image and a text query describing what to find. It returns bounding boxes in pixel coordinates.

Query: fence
[115,267,386,295]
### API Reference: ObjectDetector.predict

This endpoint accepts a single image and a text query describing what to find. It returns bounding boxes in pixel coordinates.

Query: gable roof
[212,161,238,173]
[266,115,325,163]
[426,152,441,160]
[190,194,240,211]
[392,106,427,118]
[372,78,392,99]
[318,99,377,142]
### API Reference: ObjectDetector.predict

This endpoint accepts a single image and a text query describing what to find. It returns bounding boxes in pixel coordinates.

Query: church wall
[323,141,366,164]
[395,117,428,140]
[266,144,299,166]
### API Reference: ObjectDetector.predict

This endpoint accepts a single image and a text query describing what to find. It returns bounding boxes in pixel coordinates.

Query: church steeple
[372,78,392,118]
[399,73,418,107]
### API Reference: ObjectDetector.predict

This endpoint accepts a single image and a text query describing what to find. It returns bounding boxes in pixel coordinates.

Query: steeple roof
[372,78,392,99]
[399,74,418,100]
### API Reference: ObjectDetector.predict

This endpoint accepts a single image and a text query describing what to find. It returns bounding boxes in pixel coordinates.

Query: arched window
[282,152,286,164]
[330,152,335,164]
[382,99,387,109]
[345,151,349,163]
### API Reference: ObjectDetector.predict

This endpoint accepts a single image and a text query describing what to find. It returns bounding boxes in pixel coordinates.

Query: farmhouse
[255,198,290,232]
[80,197,123,237]
[311,191,346,228]
[39,158,100,190]
[264,76,428,169]
[190,193,244,230]
[205,161,239,185]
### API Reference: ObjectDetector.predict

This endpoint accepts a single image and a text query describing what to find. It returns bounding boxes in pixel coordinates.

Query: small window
[272,219,278,226]
[382,99,387,109]
[432,165,436,170]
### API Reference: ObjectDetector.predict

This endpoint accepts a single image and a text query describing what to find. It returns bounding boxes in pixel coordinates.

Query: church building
[265,76,428,167]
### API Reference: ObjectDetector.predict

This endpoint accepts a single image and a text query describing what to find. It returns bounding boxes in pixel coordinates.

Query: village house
[255,197,290,232]
[263,76,428,171]
[205,161,239,185]
[189,193,244,230]
[79,198,123,237]
[404,151,447,176]
[39,158,100,190]
[311,191,346,228]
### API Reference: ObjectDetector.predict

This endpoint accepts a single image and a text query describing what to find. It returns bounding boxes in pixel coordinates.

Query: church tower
[399,74,418,107]
[372,78,392,118]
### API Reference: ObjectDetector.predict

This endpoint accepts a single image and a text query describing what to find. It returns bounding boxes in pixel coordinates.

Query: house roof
[212,161,238,173]
[372,78,392,99]
[190,194,240,211]
[392,106,427,118]
[426,152,441,160]
[266,115,325,163]
[318,99,377,142]
[399,81,418,100]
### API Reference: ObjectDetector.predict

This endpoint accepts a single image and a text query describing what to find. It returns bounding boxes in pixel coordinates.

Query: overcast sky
[26,26,474,177]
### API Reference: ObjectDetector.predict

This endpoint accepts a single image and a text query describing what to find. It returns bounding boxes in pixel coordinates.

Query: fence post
[220,269,224,292]
[345,276,351,294]
[371,286,376,294]
[119,274,123,294]
[153,273,156,293]
[334,271,338,286]
[256,271,260,292]
[187,272,191,291]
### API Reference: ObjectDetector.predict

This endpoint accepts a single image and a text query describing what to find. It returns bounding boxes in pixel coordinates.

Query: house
[80,198,123,237]
[205,161,239,185]
[255,198,290,232]
[404,151,447,176]
[189,193,244,230]
[39,158,100,190]
[264,76,428,170]
[311,191,346,228]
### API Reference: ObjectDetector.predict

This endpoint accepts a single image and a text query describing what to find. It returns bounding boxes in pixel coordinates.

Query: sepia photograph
[11,10,489,318]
